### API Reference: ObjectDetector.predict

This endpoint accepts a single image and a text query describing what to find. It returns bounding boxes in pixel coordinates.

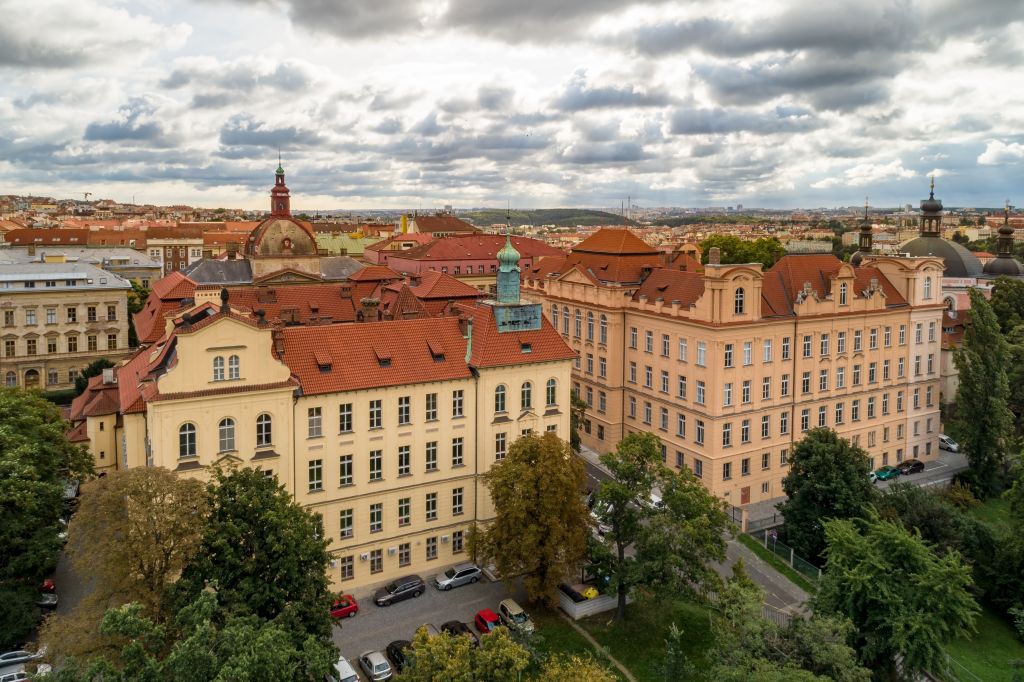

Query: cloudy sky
[1,0,1023,210]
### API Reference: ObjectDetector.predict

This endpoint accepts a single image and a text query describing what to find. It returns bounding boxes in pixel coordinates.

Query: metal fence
[757,529,822,582]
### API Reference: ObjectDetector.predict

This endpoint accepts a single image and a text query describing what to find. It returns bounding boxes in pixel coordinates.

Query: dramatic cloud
[1,0,1022,208]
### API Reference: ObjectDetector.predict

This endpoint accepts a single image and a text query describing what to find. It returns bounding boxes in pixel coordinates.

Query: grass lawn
[945,606,1024,682]
[738,533,817,594]
[531,608,626,680]
[577,596,716,682]
[968,496,1013,533]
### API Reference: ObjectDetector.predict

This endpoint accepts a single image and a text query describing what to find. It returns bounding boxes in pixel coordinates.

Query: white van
[939,434,959,452]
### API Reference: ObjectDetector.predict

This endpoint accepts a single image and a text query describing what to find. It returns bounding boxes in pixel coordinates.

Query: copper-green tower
[495,230,521,304]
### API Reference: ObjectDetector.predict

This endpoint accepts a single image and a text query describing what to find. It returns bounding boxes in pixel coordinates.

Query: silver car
[325,656,358,682]
[433,563,481,591]
[939,434,960,452]
[358,650,393,681]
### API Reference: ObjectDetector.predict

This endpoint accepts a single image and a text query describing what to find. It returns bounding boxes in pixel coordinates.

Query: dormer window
[734,287,745,315]
[521,342,532,353]
[839,282,848,305]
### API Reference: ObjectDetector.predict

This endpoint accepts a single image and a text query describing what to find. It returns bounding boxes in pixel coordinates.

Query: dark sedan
[385,640,411,672]
[441,620,479,647]
[897,459,925,475]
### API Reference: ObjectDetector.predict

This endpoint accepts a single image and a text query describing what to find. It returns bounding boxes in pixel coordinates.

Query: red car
[40,579,55,593]
[330,595,359,619]
[474,608,500,634]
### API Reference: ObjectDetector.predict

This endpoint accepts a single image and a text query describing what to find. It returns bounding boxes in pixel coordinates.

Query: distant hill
[460,208,639,228]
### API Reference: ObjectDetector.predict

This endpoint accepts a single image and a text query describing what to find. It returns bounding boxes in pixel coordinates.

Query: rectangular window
[107,333,117,350]
[425,393,438,421]
[87,306,97,322]
[26,338,37,356]
[836,366,846,388]
[870,328,878,349]
[339,455,353,485]
[882,393,890,414]
[426,492,438,521]
[307,407,322,438]
[781,337,791,360]
[339,403,353,433]
[679,337,688,361]
[369,450,382,481]
[369,400,382,429]
[3,339,14,357]
[659,407,668,431]
[599,357,607,378]
[426,441,438,471]
[46,337,57,354]
[867,397,876,419]
[927,354,934,374]
[645,330,653,352]
[762,377,771,400]
[884,326,892,347]
[308,459,323,492]
[743,342,752,366]
[722,423,732,447]
[915,323,923,344]
[723,383,733,407]
[742,380,751,404]
[819,369,829,391]
[643,401,652,425]
[899,324,906,345]
[106,305,117,322]
[853,365,862,385]
[801,409,810,432]
[696,381,705,405]
[835,402,845,424]
[662,334,670,357]
[628,362,637,383]
[852,399,861,421]
[628,396,636,418]
[780,411,789,435]
[340,556,354,581]
[598,391,606,412]
[426,536,438,560]
[661,370,669,393]
[68,335,78,352]
[694,459,703,478]
[644,365,653,388]
[763,339,773,362]
[398,445,411,476]
[781,374,790,397]
[837,331,847,354]
[722,462,732,480]
[741,419,750,443]
[369,503,383,533]
[820,333,830,356]
[339,509,353,538]
[741,458,750,476]
[495,432,507,460]
[67,307,77,323]
[678,376,687,400]
[452,530,465,553]
[697,342,707,366]
[398,396,411,425]
[724,343,734,368]
[87,335,98,351]
[802,372,811,394]
[399,542,411,566]
[761,415,770,439]
[586,354,593,374]
[781,449,789,466]
[854,330,863,352]
[452,437,464,467]
[883,360,891,380]
[453,389,464,417]
[677,413,686,438]
[802,334,812,358]
[452,487,464,515]
[46,308,56,324]
[695,419,705,445]
[868,362,877,383]
[929,321,936,343]
[926,386,934,406]
[913,388,920,409]
[762,452,771,470]
[629,327,637,348]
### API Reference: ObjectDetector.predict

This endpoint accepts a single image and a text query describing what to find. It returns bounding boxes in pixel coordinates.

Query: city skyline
[2,0,1023,209]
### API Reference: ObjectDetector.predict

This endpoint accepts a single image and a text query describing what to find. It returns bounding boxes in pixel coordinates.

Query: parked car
[39,579,55,594]
[385,640,411,672]
[329,595,359,619]
[373,575,425,606]
[474,608,501,634]
[0,648,46,670]
[874,465,901,481]
[898,459,925,475]
[441,620,479,647]
[433,563,481,591]
[868,471,878,484]
[36,593,58,610]
[358,651,393,681]
[590,502,613,535]
[0,672,30,682]
[497,599,535,634]
[415,623,440,638]
[939,434,960,452]
[325,656,358,682]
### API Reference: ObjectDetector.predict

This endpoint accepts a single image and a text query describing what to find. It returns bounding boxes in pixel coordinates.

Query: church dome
[497,234,521,268]
[900,236,983,278]
[983,256,1024,277]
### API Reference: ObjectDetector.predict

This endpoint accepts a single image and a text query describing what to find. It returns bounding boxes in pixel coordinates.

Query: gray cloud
[552,72,671,111]
[218,115,326,148]
[83,99,169,143]
[560,141,649,165]
[669,106,824,135]
[372,117,404,134]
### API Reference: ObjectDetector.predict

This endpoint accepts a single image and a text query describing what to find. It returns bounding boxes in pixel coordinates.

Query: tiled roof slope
[410,270,483,300]
[411,214,480,234]
[632,269,705,307]
[194,283,359,325]
[574,228,659,255]
[69,375,121,420]
[394,235,562,261]
[279,318,474,394]
[761,254,908,317]
[456,302,577,369]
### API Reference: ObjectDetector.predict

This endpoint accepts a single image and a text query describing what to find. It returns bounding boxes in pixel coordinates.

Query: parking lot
[331,574,529,676]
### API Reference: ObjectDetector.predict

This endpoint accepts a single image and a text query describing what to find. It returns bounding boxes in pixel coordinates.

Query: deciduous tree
[954,288,1013,497]
[534,655,618,682]
[699,235,786,269]
[471,433,589,606]
[777,428,876,560]
[397,627,530,682]
[814,513,979,678]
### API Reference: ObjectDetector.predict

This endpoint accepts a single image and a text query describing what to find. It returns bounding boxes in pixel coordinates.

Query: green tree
[74,357,117,395]
[590,432,730,621]
[990,277,1024,334]
[396,626,530,682]
[954,288,1013,497]
[0,387,93,649]
[471,433,589,606]
[777,428,876,561]
[534,655,617,682]
[699,235,785,269]
[814,514,979,678]
[40,468,208,662]
[175,467,334,645]
[1006,325,1024,436]
[568,392,586,453]
[126,280,150,348]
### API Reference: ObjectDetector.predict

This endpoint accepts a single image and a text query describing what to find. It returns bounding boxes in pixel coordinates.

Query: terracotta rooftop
[390,235,563,262]
[410,214,481,234]
[347,265,402,282]
[456,301,576,369]
[632,269,706,308]
[194,283,359,325]
[410,270,484,300]
[574,228,659,255]
[69,375,121,421]
[761,254,907,317]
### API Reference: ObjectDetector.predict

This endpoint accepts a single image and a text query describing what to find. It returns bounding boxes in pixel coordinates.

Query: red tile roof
[761,254,908,317]
[633,269,705,307]
[279,318,474,394]
[410,270,484,300]
[410,214,481,234]
[194,283,359,325]
[574,228,659,255]
[5,229,91,245]
[66,420,89,443]
[364,233,435,252]
[347,265,402,282]
[391,235,563,262]
[456,302,576,369]
[69,375,121,420]
[526,229,664,285]
[150,270,196,299]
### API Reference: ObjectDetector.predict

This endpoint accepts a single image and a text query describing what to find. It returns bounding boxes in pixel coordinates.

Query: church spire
[919,177,943,237]
[270,159,291,217]
[495,215,521,304]
[851,197,873,266]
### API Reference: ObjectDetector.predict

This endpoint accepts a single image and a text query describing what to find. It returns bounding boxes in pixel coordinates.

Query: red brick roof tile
[632,269,705,307]
[456,302,576,369]
[410,270,484,300]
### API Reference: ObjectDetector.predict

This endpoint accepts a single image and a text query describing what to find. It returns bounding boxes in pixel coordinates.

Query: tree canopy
[953,288,1013,497]
[74,357,116,395]
[396,626,530,682]
[471,433,590,606]
[777,428,877,560]
[0,387,93,649]
[814,513,979,678]
[699,234,786,269]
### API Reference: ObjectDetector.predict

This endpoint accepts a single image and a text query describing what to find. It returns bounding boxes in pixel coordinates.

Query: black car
[373,575,425,606]
[441,620,479,647]
[897,459,925,475]
[385,640,411,672]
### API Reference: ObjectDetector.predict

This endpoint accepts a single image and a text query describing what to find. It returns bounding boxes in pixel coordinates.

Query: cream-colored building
[1,262,132,391]
[70,240,575,592]
[523,229,945,511]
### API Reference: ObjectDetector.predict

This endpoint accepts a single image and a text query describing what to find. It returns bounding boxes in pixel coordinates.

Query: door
[740,486,750,505]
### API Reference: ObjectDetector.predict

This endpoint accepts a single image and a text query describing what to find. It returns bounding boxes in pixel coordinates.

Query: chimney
[102,368,116,384]
[339,284,352,299]
[360,297,380,321]
[227,242,238,259]
[708,247,721,265]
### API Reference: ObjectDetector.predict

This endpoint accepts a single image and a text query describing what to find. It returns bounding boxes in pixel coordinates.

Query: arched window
[574,309,582,337]
[561,308,569,334]
[24,369,39,388]
[179,423,197,458]
[228,354,240,380]
[839,282,848,305]
[546,378,557,406]
[494,385,506,413]
[599,314,608,345]
[521,381,533,410]
[734,287,745,315]
[218,418,235,453]
[4,371,16,387]
[213,356,225,381]
[586,312,594,341]
[256,413,272,447]
[923,277,932,300]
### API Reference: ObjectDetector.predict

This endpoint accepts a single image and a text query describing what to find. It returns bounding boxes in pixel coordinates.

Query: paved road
[331,577,528,678]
